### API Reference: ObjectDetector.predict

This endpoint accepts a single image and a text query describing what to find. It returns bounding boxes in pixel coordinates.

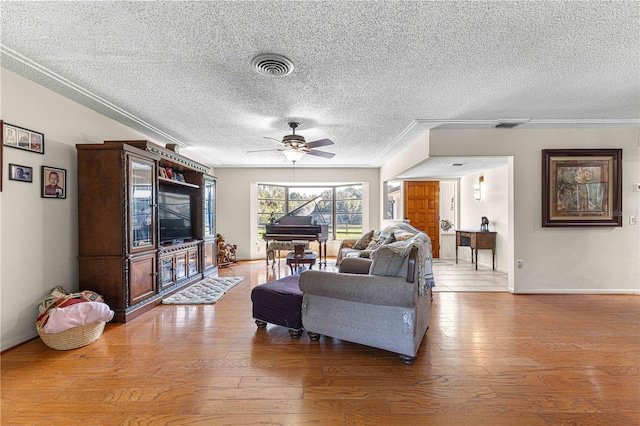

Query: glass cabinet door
[160,257,174,287]
[204,179,216,238]
[175,253,187,280]
[188,249,198,275]
[129,155,156,251]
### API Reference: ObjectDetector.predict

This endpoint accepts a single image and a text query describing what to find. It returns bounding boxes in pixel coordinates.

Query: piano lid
[273,195,326,224]
[287,195,323,217]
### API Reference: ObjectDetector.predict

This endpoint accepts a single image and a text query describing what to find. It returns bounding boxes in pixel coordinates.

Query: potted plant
[440,219,454,232]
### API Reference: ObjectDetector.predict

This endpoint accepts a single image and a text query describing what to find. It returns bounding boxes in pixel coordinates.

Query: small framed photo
[41,166,66,199]
[542,148,622,227]
[159,168,167,178]
[3,122,44,154]
[9,164,33,182]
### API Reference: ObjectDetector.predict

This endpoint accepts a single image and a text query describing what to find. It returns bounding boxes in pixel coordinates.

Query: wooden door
[404,181,440,258]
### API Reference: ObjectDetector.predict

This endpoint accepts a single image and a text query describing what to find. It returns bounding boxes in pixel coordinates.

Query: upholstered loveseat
[335,230,378,266]
[299,224,435,364]
[336,224,417,266]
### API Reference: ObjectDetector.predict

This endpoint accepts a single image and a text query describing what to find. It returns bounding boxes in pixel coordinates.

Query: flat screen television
[158,190,192,244]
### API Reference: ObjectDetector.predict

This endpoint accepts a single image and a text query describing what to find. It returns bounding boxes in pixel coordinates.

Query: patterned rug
[162,276,244,304]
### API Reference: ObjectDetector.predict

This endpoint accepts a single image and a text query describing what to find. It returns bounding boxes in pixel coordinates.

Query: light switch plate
[634,183,640,192]
[630,216,637,225]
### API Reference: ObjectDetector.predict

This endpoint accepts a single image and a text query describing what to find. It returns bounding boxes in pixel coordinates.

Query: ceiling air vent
[251,54,294,77]
[495,119,529,129]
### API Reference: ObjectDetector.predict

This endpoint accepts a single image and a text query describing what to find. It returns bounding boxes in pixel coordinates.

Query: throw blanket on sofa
[371,231,436,296]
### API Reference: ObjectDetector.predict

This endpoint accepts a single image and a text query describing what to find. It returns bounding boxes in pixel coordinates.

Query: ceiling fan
[247,122,335,163]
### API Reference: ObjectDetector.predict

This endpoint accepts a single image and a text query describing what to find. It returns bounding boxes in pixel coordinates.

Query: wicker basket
[37,321,106,350]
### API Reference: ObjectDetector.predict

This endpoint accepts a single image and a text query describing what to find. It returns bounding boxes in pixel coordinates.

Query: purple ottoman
[251,275,303,338]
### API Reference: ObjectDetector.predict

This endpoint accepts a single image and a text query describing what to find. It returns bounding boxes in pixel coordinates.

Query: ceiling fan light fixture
[283,149,305,163]
[251,54,294,77]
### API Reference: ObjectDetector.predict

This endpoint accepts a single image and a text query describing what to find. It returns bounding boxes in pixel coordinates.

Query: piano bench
[251,275,303,338]
[266,241,309,266]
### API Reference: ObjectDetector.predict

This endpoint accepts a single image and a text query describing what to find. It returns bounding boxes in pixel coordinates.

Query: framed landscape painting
[542,149,622,227]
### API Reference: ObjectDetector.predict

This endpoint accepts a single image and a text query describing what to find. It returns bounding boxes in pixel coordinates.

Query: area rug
[162,276,243,304]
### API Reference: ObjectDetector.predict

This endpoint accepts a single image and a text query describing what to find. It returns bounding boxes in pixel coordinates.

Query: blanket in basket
[37,286,114,333]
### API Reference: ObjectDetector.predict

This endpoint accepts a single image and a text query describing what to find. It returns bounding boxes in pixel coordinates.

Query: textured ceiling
[1,1,638,175]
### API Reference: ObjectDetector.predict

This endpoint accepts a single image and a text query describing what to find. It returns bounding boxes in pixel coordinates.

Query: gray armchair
[299,230,434,364]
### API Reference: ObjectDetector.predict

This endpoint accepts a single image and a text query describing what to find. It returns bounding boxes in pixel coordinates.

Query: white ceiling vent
[495,119,530,129]
[251,54,294,77]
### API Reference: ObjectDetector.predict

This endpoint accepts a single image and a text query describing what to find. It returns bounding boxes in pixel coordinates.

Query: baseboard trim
[1,332,39,353]
[512,288,640,295]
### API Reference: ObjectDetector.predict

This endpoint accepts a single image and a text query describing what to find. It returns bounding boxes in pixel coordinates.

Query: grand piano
[264,196,329,266]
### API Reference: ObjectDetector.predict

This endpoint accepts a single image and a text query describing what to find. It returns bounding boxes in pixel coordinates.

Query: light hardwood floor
[2,258,639,425]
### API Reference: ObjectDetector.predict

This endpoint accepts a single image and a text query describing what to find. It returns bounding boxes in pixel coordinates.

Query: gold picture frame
[542,149,622,227]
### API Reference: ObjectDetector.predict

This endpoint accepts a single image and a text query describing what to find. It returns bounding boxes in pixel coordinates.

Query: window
[258,184,362,240]
[258,185,286,230]
[335,185,362,239]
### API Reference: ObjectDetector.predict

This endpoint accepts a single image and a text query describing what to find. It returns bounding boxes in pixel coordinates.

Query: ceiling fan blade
[305,138,334,149]
[263,136,286,145]
[246,148,285,153]
[306,149,335,158]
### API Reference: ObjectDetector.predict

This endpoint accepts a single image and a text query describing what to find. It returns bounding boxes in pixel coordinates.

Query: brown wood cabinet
[77,140,217,322]
[129,252,158,305]
[159,241,201,289]
[455,230,497,270]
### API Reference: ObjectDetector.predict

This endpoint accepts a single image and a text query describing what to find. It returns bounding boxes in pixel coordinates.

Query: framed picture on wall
[542,148,622,227]
[41,166,66,199]
[9,164,33,182]
[2,122,44,154]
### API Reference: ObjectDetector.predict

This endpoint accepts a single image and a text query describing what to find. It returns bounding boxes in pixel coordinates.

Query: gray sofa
[299,225,435,364]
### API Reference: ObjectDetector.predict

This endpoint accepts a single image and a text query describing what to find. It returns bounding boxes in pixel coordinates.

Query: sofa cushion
[394,230,414,241]
[339,257,373,274]
[365,233,395,251]
[352,230,375,250]
[369,243,409,278]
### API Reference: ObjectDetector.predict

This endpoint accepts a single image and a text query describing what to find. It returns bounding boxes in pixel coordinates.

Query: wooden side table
[286,251,318,274]
[455,230,497,270]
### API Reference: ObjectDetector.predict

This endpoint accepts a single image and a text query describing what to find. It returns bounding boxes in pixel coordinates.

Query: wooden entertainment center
[76,140,217,322]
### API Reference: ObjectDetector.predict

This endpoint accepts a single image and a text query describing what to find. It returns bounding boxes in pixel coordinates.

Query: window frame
[258,183,363,240]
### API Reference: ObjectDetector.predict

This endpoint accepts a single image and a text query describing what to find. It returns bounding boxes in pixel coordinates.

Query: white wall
[439,180,457,259]
[429,128,640,294]
[214,167,380,261]
[0,68,152,350]
[458,165,510,272]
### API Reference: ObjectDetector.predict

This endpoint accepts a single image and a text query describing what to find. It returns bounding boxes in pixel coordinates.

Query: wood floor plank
[387,394,600,414]
[181,398,392,415]
[345,413,550,426]
[121,413,347,425]
[2,258,638,424]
